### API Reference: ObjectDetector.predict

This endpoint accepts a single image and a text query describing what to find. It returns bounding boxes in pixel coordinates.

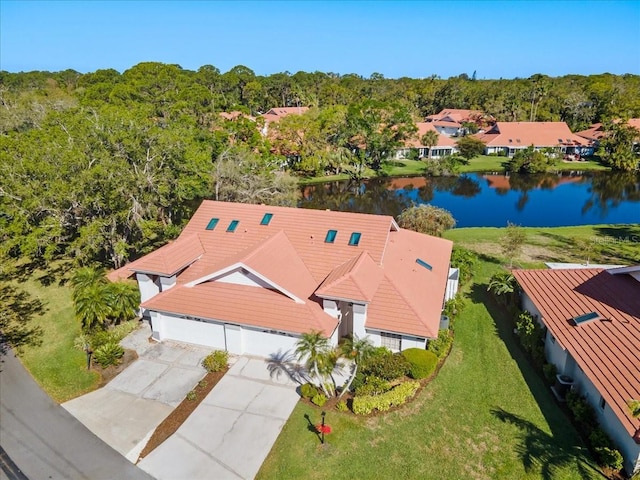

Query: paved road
[0,352,153,480]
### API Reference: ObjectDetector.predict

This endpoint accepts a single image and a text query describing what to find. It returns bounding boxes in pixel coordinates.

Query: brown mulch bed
[94,349,138,387]
[137,368,227,462]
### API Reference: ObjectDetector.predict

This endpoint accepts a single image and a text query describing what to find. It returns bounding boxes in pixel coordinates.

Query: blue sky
[2,1,639,79]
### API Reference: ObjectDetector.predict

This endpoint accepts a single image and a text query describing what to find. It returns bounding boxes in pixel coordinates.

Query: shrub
[355,376,390,397]
[202,350,229,373]
[402,349,438,379]
[311,394,327,407]
[542,363,558,384]
[362,350,410,381]
[443,295,465,320]
[352,381,420,415]
[589,426,612,450]
[335,400,349,412]
[93,342,124,368]
[186,390,197,401]
[90,330,117,349]
[198,379,208,389]
[300,383,318,399]
[566,390,596,429]
[427,330,453,359]
[516,311,544,354]
[594,447,623,471]
[450,247,478,284]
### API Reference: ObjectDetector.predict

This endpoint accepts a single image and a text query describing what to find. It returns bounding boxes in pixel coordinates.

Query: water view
[300,171,640,228]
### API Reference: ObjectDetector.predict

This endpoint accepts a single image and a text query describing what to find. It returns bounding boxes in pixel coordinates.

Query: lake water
[299,171,640,227]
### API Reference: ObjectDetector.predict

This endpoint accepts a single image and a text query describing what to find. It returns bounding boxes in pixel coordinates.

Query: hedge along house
[109,201,456,358]
[512,266,640,475]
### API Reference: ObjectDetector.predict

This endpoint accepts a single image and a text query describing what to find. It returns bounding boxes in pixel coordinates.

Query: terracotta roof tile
[476,122,592,147]
[316,251,384,302]
[513,268,640,441]
[127,234,204,276]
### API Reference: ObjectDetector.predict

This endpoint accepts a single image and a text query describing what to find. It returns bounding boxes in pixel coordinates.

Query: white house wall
[572,364,640,474]
[241,327,299,358]
[137,273,160,303]
[365,330,427,352]
[216,268,272,289]
[159,275,177,291]
[353,303,367,338]
[153,312,226,349]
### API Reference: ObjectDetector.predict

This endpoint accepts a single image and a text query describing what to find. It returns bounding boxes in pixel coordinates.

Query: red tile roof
[476,122,592,148]
[132,201,452,338]
[513,268,640,441]
[403,122,457,148]
[426,109,485,123]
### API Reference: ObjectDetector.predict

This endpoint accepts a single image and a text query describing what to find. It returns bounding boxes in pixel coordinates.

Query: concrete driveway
[138,356,300,480]
[63,327,211,462]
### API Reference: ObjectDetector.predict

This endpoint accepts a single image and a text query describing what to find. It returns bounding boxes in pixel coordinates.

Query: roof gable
[316,251,384,302]
[477,122,591,147]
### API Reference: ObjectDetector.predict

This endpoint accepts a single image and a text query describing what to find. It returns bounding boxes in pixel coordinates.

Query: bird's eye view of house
[513,265,640,474]
[109,201,459,358]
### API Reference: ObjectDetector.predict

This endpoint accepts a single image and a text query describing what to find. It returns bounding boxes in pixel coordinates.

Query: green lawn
[258,257,599,479]
[14,273,100,403]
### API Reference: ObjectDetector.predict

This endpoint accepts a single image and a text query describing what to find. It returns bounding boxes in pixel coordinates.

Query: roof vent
[573,311,600,326]
[416,258,433,271]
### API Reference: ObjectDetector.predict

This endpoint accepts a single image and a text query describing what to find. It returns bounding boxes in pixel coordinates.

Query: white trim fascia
[185,262,305,304]
[607,264,639,275]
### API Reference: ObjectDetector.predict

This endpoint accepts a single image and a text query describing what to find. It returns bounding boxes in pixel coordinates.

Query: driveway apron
[138,356,300,480]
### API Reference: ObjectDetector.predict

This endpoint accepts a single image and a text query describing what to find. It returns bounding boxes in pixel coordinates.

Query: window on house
[599,396,606,410]
[325,229,337,243]
[349,232,362,246]
[380,332,402,351]
[226,220,239,232]
[206,218,219,230]
[260,213,273,225]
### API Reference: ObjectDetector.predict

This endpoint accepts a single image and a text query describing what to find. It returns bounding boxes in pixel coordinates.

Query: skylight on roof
[416,258,433,270]
[325,229,337,243]
[260,213,273,225]
[349,232,362,246]
[227,220,239,232]
[206,218,219,230]
[573,311,600,326]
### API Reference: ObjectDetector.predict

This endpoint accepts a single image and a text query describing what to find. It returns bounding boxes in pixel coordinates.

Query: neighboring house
[475,122,595,158]
[512,266,640,475]
[394,122,458,159]
[425,109,495,136]
[260,106,310,135]
[576,119,640,146]
[219,111,255,122]
[109,201,457,358]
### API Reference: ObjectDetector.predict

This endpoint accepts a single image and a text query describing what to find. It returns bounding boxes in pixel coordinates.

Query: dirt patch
[137,368,227,462]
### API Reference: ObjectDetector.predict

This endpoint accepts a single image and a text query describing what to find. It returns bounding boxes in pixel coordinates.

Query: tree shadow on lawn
[491,407,604,480]
[469,283,602,477]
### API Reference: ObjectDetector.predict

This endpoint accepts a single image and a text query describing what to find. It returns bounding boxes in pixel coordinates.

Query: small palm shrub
[186,390,197,401]
[335,400,349,412]
[202,350,229,372]
[402,349,438,379]
[300,383,318,399]
[93,342,124,368]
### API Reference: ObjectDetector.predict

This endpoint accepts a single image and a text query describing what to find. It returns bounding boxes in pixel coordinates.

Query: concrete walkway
[63,327,211,462]
[138,356,300,480]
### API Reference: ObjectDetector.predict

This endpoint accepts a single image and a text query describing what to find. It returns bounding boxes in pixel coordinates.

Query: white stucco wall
[159,275,176,291]
[137,273,160,303]
[572,365,640,474]
[241,326,299,358]
[216,268,272,288]
[353,303,367,338]
[365,329,426,352]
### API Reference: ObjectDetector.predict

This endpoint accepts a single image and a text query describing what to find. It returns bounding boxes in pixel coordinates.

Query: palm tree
[487,272,516,296]
[106,281,140,323]
[421,130,439,159]
[628,399,640,418]
[74,282,112,331]
[70,266,107,302]
[338,334,374,399]
[295,330,332,397]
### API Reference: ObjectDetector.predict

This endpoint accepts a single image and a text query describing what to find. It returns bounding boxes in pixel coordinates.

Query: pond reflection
[299,171,640,227]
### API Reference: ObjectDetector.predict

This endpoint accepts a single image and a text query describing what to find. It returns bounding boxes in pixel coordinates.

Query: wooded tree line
[1,63,639,274]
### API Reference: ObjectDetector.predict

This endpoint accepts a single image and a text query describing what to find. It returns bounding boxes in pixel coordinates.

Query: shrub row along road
[0,352,152,480]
